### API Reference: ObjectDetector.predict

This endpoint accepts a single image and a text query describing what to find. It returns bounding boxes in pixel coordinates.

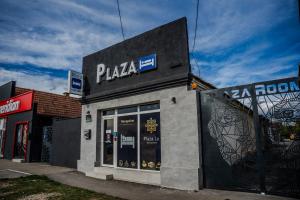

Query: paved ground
[0,169,31,179]
[0,159,296,200]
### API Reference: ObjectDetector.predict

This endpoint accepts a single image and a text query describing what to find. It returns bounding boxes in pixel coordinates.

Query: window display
[117,115,138,168]
[102,103,160,170]
[140,112,161,170]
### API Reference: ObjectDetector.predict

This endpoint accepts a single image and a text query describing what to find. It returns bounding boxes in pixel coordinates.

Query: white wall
[78,86,201,190]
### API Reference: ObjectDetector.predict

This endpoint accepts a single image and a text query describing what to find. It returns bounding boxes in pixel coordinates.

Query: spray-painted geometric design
[208,100,255,166]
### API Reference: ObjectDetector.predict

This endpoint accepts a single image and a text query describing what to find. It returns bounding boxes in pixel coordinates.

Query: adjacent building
[0,81,81,162]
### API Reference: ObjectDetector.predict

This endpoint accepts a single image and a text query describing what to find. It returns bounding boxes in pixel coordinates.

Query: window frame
[100,103,160,172]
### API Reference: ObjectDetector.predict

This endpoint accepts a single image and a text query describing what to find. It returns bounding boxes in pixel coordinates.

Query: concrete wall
[78,85,202,190]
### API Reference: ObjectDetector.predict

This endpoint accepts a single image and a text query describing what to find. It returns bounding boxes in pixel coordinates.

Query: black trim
[82,74,189,104]
[197,91,206,189]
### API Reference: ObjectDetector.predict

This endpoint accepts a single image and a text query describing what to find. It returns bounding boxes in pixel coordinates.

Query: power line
[191,0,201,77]
[116,0,125,40]
[192,0,199,52]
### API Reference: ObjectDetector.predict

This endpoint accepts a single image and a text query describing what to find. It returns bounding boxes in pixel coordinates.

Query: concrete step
[86,171,113,180]
[12,159,25,163]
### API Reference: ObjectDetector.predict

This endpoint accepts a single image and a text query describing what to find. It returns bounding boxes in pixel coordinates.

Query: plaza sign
[97,54,157,84]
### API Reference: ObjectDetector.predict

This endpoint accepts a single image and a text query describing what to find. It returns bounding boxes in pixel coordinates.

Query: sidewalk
[0,159,295,200]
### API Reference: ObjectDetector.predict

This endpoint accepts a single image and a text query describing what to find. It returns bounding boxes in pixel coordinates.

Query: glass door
[0,118,6,158]
[13,122,29,160]
[102,118,115,166]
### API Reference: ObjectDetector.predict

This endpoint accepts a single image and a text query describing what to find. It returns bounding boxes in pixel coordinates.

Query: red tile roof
[15,87,81,118]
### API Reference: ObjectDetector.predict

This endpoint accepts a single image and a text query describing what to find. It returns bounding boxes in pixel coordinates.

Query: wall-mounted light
[84,129,91,140]
[191,82,197,90]
[86,111,92,122]
[171,97,176,104]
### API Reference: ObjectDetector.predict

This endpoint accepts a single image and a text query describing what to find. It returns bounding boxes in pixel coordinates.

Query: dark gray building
[78,17,214,190]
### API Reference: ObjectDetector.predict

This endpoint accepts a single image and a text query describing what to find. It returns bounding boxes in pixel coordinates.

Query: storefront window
[140,112,161,170]
[117,115,138,168]
[101,103,161,170]
[103,109,115,116]
[117,106,137,114]
[140,103,160,111]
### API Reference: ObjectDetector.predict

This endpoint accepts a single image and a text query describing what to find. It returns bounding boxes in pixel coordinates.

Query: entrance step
[86,171,113,180]
[12,159,25,163]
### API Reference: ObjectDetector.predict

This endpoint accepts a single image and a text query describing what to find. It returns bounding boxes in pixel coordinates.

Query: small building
[78,17,214,190]
[0,81,81,162]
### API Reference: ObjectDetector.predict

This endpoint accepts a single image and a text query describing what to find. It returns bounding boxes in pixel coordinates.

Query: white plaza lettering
[120,62,128,77]
[96,60,138,84]
[96,64,106,83]
[112,66,120,79]
[128,61,137,75]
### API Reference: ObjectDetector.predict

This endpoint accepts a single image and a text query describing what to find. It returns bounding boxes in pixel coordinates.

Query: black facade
[83,17,191,103]
[1,101,53,162]
[3,107,35,161]
[51,118,81,168]
[0,81,15,101]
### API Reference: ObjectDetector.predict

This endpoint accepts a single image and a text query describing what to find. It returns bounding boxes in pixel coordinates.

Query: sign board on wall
[0,91,33,117]
[82,17,190,101]
[68,70,83,95]
[96,54,157,84]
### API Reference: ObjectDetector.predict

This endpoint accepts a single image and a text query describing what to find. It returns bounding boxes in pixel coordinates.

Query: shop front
[101,104,161,171]
[0,90,33,162]
[0,81,81,162]
[78,17,214,190]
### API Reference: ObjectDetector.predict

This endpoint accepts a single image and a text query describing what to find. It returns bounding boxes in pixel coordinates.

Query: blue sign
[68,70,83,95]
[72,78,82,89]
[138,54,156,72]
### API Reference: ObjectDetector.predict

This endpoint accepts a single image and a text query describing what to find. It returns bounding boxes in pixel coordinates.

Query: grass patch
[0,175,125,200]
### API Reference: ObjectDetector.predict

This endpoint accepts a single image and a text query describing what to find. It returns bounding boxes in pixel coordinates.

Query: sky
[0,0,299,94]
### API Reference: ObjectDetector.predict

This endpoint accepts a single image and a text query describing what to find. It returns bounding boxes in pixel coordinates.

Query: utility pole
[298,0,300,21]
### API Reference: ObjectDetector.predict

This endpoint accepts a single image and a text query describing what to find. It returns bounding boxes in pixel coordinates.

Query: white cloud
[0,0,299,92]
[194,52,299,88]
[0,0,169,71]
[0,68,67,94]
[193,0,295,53]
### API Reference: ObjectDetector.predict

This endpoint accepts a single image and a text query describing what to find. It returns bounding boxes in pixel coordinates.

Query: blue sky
[0,0,299,94]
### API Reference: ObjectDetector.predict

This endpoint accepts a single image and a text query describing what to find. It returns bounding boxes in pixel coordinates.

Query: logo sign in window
[68,70,83,96]
[138,54,156,72]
